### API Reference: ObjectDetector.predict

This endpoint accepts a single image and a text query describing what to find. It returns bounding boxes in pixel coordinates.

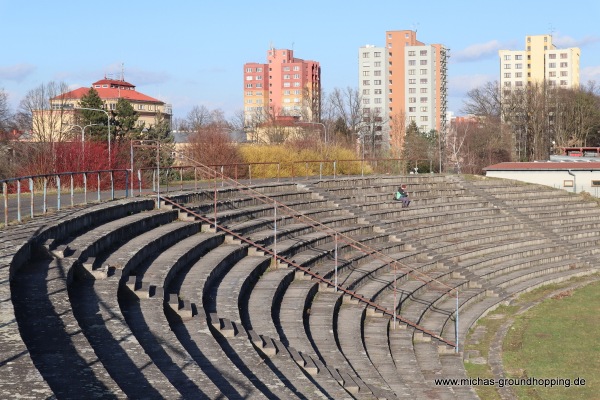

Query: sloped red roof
[53,86,162,103]
[92,78,135,88]
[484,161,600,171]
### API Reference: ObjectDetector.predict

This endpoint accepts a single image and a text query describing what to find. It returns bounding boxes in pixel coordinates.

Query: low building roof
[484,161,600,171]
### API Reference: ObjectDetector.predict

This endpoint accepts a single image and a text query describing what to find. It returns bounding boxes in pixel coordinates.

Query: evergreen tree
[77,88,108,141]
[114,98,139,140]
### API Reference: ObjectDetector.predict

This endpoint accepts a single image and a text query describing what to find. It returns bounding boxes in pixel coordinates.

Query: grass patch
[503,281,600,399]
[464,276,599,399]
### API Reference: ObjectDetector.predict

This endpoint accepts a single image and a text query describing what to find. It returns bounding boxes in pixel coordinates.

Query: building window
[246,99,253,104]
[284,74,290,79]
[363,71,370,76]
[409,97,416,103]
[293,74,300,79]
[374,80,382,85]
[420,88,428,93]
[408,79,416,84]
[256,67,262,72]
[363,80,370,85]
[246,91,253,96]
[409,60,416,66]
[374,70,381,76]
[374,98,382,104]
[284,90,290,95]
[504,64,511,69]
[363,89,370,95]
[515,63,522,69]
[374,61,381,67]
[561,53,568,59]
[560,80,568,86]
[515,72,522,78]
[515,81,523,87]
[549,53,556,59]
[420,78,428,84]
[363,98,370,104]
[246,76,253,80]
[515,55,522,60]
[294,66,300,71]
[363,52,370,58]
[137,104,145,110]
[420,50,427,56]
[561,71,568,77]
[246,67,253,72]
[408,50,416,56]
[420,69,427,75]
[420,59,427,65]
[409,88,416,94]
[560,62,568,68]
[409,116,416,121]
[293,82,300,87]
[420,106,427,112]
[504,81,511,87]
[294,90,301,94]
[256,83,262,88]
[374,52,381,57]
[549,71,557,77]
[408,107,416,112]
[246,83,253,88]
[420,97,428,103]
[420,116,428,121]
[408,69,415,75]
[255,75,262,80]
[504,73,511,78]
[374,89,382,94]
[591,180,600,187]
[504,55,511,61]
[283,82,290,87]
[549,62,556,68]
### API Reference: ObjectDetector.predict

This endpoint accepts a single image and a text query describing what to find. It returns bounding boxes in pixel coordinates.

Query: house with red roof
[50,77,171,129]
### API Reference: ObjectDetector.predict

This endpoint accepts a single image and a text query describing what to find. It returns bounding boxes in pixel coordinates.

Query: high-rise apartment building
[359,30,448,152]
[243,48,321,125]
[499,34,580,94]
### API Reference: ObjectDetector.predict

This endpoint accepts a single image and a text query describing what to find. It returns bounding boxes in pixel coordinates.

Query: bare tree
[462,81,502,118]
[0,88,13,136]
[17,81,73,142]
[327,87,363,136]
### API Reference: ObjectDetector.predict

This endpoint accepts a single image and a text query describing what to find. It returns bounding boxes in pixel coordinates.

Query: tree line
[2,78,600,179]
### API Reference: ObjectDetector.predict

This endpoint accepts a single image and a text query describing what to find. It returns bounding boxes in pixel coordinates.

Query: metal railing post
[56,175,61,211]
[456,291,459,353]
[83,173,87,204]
[70,174,74,207]
[16,180,21,223]
[125,171,129,198]
[274,200,277,266]
[43,177,47,214]
[333,161,337,179]
[110,171,115,200]
[138,169,142,196]
[334,233,338,291]
[29,178,34,219]
[97,172,101,202]
[3,181,8,226]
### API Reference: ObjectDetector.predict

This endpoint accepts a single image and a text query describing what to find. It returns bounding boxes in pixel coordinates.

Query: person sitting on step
[393,184,411,208]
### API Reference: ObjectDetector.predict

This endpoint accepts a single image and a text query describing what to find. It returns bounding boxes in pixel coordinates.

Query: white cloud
[449,74,496,95]
[552,33,600,48]
[581,65,600,82]
[452,40,505,63]
[0,63,36,82]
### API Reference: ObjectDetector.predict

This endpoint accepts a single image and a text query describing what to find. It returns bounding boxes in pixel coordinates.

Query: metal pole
[334,233,338,291]
[43,177,47,214]
[29,178,34,219]
[277,163,280,182]
[274,200,277,266]
[194,167,198,190]
[221,166,224,187]
[56,175,61,211]
[16,180,21,223]
[393,264,397,329]
[3,182,7,226]
[213,172,217,230]
[70,174,74,207]
[83,173,87,204]
[319,162,322,180]
[110,171,114,200]
[130,140,134,195]
[97,172,101,202]
[138,169,142,196]
[333,161,337,179]
[156,142,161,208]
[456,290,459,353]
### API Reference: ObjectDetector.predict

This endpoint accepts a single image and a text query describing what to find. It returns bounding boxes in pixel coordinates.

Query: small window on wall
[564,180,574,188]
[591,180,600,187]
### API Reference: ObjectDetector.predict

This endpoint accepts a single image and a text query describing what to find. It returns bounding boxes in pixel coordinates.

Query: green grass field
[503,281,600,399]
[464,276,600,399]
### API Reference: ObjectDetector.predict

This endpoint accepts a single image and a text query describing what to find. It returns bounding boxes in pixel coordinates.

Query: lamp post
[75,107,111,168]
[69,123,99,170]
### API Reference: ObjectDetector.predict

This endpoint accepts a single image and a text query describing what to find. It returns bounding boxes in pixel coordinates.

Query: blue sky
[2,0,600,120]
